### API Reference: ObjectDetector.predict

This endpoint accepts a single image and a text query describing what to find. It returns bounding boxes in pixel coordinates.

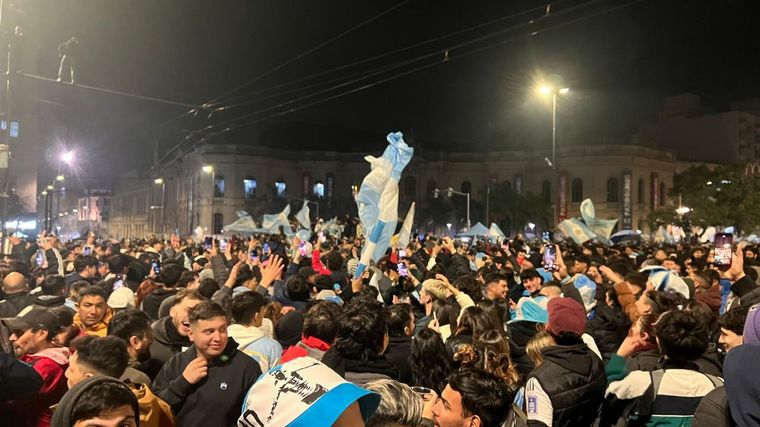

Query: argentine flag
[354,132,414,279]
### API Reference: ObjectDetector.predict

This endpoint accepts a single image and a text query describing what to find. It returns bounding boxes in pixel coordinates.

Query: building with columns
[102,141,677,240]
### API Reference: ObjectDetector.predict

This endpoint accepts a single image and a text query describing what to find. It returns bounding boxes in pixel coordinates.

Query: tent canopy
[457,222,490,237]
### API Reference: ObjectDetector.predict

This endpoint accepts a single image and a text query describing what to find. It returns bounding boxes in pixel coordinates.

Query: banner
[622,171,632,230]
[514,174,523,195]
[651,172,659,210]
[558,172,568,223]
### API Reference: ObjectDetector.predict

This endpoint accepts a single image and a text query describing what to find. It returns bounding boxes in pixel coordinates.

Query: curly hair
[454,330,520,388]
[333,298,389,362]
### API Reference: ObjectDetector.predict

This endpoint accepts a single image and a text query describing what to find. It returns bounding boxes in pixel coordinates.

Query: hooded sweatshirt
[227,323,283,372]
[724,344,760,427]
[51,376,134,427]
[128,380,175,427]
[150,315,191,366]
[73,308,113,337]
[1,346,70,427]
[152,338,262,427]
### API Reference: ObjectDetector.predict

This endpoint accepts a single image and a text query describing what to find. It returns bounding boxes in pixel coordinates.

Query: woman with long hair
[454,329,521,390]
[410,328,452,394]
[445,306,499,357]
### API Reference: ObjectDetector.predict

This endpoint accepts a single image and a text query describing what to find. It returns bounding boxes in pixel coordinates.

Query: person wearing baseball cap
[523,298,606,427]
[0,305,70,426]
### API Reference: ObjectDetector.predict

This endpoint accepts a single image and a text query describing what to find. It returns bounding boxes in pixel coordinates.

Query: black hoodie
[152,338,262,427]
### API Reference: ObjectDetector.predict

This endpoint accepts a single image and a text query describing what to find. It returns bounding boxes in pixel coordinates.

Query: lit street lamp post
[537,85,569,169]
[152,178,166,239]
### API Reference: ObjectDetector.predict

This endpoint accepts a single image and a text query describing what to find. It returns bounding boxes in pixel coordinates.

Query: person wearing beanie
[524,298,606,427]
[742,303,760,345]
[51,376,140,427]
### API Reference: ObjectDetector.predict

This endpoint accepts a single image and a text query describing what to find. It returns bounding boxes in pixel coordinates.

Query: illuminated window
[313,181,325,198]
[243,177,256,200]
[213,174,225,198]
[275,180,287,197]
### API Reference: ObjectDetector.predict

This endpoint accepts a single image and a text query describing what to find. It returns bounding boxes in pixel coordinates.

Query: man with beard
[149,289,205,367]
[108,309,155,384]
[0,305,69,426]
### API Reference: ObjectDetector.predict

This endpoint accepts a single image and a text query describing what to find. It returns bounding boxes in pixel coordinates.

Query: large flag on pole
[354,132,414,279]
[262,204,294,237]
[396,202,415,250]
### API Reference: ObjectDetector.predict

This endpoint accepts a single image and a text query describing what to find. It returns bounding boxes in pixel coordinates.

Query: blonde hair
[526,331,555,367]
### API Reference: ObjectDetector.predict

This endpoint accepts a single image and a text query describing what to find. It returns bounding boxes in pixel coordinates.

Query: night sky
[21,0,760,175]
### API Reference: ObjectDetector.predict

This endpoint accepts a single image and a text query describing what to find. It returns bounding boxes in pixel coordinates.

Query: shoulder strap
[702,373,724,388]
[650,369,666,396]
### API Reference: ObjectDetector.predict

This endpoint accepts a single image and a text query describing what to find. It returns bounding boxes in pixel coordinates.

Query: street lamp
[433,187,471,230]
[56,175,65,181]
[202,165,213,174]
[60,150,74,164]
[536,84,570,169]
[153,178,166,238]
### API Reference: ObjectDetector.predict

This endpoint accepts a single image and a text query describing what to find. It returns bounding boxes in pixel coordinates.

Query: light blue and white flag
[557,218,596,245]
[580,199,618,244]
[354,132,414,279]
[262,204,294,237]
[396,202,415,250]
[295,200,311,231]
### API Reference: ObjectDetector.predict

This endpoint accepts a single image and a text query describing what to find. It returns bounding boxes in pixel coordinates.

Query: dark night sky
[20,0,760,174]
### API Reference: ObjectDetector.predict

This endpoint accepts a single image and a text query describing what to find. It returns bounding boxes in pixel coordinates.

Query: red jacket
[280,336,331,364]
[311,250,332,276]
[3,347,70,427]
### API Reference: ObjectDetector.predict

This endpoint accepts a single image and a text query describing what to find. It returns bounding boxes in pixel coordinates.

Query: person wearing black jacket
[153,300,261,427]
[385,304,414,385]
[149,289,205,366]
[141,263,183,320]
[0,272,34,318]
[525,298,606,427]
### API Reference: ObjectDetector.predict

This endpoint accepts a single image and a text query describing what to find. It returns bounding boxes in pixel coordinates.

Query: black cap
[2,306,61,334]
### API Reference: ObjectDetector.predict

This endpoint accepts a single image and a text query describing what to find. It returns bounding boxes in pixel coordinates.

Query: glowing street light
[56,175,65,181]
[60,151,74,164]
[41,190,48,196]
[202,165,213,173]
[535,83,570,169]
[154,178,164,185]
[46,184,54,190]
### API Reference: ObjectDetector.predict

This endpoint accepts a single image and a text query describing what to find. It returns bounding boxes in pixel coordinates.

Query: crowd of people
[1,225,759,427]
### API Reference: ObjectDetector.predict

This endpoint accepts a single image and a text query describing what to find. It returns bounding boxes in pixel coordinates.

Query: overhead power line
[199,0,647,140]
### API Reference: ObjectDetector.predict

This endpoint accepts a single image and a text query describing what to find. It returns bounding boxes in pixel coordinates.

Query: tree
[670,165,760,234]
[479,181,552,235]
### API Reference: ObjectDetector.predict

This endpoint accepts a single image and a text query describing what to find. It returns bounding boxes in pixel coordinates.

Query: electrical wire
[197,0,604,134]
[210,0,574,110]
[194,0,411,112]
[18,72,206,110]
[200,0,647,141]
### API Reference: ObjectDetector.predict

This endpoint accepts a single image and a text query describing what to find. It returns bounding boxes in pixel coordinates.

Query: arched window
[404,176,416,198]
[313,180,325,198]
[637,178,644,203]
[659,182,666,206]
[275,179,287,197]
[213,213,224,234]
[606,178,619,203]
[541,180,551,203]
[571,178,583,203]
[213,174,225,198]
[243,177,256,200]
[461,181,472,194]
